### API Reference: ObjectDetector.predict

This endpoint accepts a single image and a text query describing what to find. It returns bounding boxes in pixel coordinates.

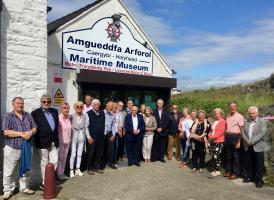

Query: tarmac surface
[3,158,274,200]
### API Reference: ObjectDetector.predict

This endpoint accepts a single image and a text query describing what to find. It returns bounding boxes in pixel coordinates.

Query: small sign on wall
[52,88,64,106]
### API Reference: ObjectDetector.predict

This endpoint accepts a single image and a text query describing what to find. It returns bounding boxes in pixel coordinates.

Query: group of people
[169,101,267,189]
[1,95,268,200]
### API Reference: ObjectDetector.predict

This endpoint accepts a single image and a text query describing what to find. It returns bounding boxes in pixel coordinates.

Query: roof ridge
[48,0,104,35]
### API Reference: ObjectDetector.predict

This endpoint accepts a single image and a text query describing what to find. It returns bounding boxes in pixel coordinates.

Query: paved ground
[4,158,274,200]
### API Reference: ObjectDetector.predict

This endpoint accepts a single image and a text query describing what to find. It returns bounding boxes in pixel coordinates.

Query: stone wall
[1,0,48,114]
[0,0,48,190]
[259,105,274,176]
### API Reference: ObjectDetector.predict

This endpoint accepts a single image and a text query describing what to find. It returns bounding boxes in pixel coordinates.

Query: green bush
[171,83,274,116]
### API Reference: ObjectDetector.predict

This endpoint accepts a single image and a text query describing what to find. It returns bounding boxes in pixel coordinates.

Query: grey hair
[40,94,52,102]
[198,110,207,116]
[157,99,164,104]
[248,106,258,113]
[12,97,24,103]
[91,99,100,106]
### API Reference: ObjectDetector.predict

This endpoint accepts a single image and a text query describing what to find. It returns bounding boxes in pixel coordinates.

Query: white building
[0,0,176,182]
[47,0,176,110]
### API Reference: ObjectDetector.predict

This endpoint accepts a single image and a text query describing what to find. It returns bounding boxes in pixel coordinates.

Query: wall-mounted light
[47,6,52,13]
[112,14,122,21]
[143,42,148,48]
[110,14,122,42]
[172,69,177,75]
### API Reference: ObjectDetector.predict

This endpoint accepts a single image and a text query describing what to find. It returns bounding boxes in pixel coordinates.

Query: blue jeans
[112,135,119,164]
[180,139,190,162]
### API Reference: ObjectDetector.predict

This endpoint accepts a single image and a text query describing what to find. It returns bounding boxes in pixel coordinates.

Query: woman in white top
[178,109,197,168]
[70,101,88,178]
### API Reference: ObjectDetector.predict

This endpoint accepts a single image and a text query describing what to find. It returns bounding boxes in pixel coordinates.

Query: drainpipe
[0,0,2,116]
[0,0,3,178]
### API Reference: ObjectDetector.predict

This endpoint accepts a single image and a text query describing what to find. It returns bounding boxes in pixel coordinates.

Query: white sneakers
[211,171,221,176]
[70,170,75,178]
[70,169,84,178]
[75,169,84,176]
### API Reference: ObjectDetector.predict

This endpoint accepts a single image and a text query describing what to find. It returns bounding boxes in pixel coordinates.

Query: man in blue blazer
[125,106,145,166]
[31,95,59,190]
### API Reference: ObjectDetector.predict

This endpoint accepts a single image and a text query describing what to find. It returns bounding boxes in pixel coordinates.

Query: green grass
[171,85,274,115]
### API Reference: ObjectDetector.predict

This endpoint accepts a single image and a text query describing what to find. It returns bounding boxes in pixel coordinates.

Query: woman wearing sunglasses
[69,101,87,178]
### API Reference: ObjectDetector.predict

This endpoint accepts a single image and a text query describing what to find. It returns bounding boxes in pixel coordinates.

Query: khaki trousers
[167,133,181,159]
[38,143,58,184]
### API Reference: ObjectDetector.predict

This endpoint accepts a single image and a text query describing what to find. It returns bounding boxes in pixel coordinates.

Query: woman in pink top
[208,108,226,176]
[56,103,72,180]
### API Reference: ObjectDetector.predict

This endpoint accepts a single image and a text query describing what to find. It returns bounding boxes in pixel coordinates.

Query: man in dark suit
[242,106,267,188]
[151,99,169,162]
[125,106,145,166]
[31,95,59,190]
[85,99,106,175]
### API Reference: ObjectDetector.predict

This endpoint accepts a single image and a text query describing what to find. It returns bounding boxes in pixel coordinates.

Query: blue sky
[48,0,274,91]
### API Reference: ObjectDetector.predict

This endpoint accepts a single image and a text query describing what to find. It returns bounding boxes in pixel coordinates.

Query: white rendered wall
[1,0,48,115]
[0,0,47,184]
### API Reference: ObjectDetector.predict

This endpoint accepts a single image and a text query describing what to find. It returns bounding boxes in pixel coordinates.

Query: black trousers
[244,147,264,183]
[211,142,224,171]
[117,135,125,160]
[192,141,206,169]
[225,134,241,176]
[101,133,115,168]
[151,133,167,161]
[86,138,105,171]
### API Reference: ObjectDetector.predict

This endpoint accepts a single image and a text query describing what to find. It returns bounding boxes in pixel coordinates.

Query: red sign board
[54,77,62,83]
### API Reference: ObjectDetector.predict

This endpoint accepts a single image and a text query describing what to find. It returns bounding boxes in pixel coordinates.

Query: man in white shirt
[124,106,145,166]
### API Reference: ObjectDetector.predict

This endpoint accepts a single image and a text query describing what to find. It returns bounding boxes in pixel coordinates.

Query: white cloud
[123,0,178,45]
[47,0,274,90]
[48,0,179,45]
[178,63,274,91]
[167,18,274,69]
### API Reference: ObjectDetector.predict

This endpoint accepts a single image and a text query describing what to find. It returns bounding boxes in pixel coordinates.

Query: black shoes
[243,178,253,183]
[39,183,44,191]
[134,163,141,167]
[108,164,117,169]
[256,182,264,188]
[160,159,166,163]
[243,178,263,188]
[128,163,133,166]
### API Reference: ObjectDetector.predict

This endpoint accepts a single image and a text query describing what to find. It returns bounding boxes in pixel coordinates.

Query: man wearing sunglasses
[31,95,59,190]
